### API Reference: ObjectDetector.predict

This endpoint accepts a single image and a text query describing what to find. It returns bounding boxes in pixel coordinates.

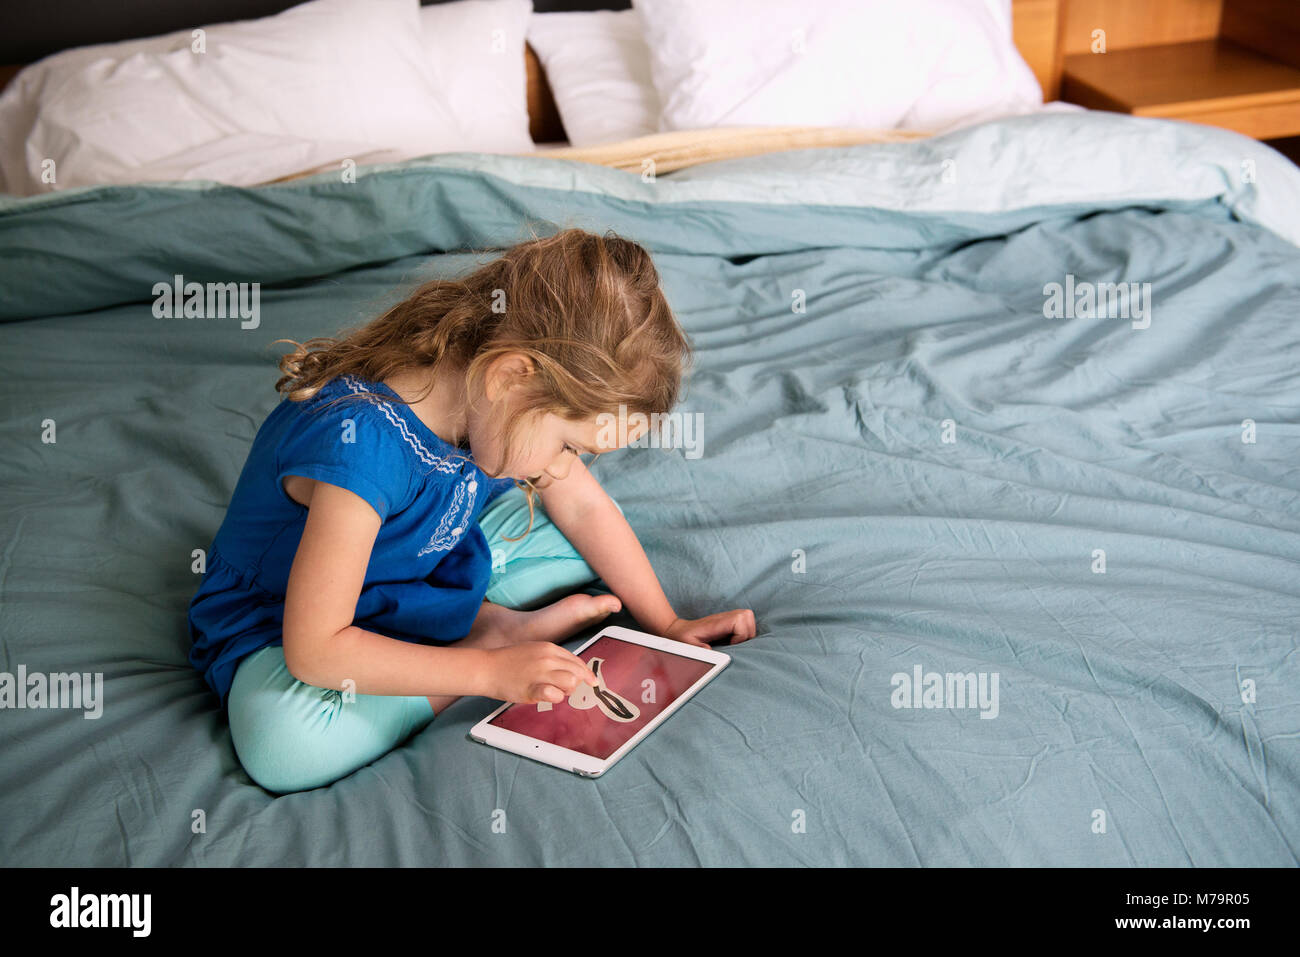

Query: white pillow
[0,0,534,195]
[632,0,1042,134]
[527,10,660,147]
[419,0,534,151]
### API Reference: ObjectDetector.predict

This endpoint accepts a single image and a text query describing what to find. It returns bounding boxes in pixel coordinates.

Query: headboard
[0,0,1067,143]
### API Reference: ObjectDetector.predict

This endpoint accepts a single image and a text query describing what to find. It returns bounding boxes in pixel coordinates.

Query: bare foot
[427,593,622,715]
[466,593,622,650]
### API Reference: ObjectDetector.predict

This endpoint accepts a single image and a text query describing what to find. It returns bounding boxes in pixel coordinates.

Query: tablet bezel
[468,624,731,777]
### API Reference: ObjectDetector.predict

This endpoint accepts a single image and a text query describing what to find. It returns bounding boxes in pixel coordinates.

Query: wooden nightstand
[1058,0,1300,141]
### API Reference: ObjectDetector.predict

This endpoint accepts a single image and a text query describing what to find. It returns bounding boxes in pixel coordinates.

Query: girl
[187,228,757,794]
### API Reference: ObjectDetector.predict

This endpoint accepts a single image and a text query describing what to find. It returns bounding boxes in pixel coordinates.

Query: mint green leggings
[227,487,621,794]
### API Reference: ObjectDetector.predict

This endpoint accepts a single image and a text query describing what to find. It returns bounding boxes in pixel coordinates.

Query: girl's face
[466,353,649,482]
[509,410,603,483]
[473,405,646,484]
[467,397,647,484]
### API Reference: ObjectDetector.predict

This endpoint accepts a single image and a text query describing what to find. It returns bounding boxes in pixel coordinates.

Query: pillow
[526,9,660,147]
[631,0,1042,134]
[419,0,534,152]
[0,0,533,195]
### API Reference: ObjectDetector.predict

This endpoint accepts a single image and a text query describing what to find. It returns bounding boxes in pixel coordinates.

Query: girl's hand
[482,642,599,705]
[663,610,757,648]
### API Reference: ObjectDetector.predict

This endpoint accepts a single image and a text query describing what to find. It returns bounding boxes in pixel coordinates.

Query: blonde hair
[274,227,692,541]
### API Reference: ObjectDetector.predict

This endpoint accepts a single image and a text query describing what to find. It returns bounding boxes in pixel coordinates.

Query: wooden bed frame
[2,0,1067,147]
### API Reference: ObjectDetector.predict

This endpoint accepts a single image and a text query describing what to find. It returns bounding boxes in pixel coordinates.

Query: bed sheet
[0,111,1297,866]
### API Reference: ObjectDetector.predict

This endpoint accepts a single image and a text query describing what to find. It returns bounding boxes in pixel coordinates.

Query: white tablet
[468,624,731,777]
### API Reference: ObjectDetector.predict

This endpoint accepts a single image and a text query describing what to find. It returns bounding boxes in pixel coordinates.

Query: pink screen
[489,635,715,760]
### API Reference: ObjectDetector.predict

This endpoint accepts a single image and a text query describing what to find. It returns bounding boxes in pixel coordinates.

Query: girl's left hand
[663,609,757,648]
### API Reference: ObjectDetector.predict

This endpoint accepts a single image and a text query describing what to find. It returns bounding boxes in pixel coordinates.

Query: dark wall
[1,0,632,64]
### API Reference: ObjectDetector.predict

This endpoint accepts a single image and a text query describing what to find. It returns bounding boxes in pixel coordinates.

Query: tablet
[468,624,731,777]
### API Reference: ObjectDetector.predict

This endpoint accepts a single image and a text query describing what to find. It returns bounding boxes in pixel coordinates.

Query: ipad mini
[469,624,731,777]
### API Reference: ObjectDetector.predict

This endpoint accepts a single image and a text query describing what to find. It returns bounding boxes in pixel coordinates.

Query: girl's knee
[480,488,622,609]
[227,645,434,794]
[228,684,342,793]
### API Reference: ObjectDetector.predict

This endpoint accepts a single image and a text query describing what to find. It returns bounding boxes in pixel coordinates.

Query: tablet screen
[488,634,715,760]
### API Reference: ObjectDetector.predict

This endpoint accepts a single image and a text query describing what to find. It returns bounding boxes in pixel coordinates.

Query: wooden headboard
[2,0,1067,144]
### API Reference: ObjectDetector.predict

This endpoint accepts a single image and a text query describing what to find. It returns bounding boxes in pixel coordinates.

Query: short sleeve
[275,394,416,522]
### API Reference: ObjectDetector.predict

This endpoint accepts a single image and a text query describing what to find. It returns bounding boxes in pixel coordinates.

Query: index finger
[557,647,598,684]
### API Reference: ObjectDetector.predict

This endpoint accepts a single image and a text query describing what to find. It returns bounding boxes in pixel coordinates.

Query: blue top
[187,373,518,708]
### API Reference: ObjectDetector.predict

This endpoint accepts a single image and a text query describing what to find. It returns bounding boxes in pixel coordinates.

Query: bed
[1,0,1297,867]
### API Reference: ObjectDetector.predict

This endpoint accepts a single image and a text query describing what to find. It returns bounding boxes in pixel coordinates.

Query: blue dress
[188,374,518,709]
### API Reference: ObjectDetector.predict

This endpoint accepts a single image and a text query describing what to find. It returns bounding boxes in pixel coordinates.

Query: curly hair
[273,226,692,541]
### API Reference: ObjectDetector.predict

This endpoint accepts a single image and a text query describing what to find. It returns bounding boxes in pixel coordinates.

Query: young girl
[188,228,757,794]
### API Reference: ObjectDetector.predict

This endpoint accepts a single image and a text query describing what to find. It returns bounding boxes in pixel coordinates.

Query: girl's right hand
[482,642,598,705]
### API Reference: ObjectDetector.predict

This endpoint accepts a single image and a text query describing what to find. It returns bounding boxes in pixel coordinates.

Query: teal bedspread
[1,112,1297,865]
